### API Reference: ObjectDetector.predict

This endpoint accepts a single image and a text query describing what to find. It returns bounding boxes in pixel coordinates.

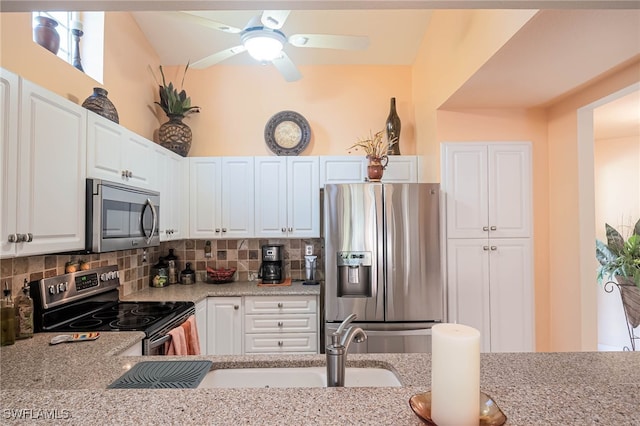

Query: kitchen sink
[197,366,402,388]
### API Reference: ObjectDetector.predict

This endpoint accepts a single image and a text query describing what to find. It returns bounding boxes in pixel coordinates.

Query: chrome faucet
[326,313,367,387]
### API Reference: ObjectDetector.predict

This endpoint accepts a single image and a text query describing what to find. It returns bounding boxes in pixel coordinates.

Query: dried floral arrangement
[152,62,200,118]
[347,129,397,159]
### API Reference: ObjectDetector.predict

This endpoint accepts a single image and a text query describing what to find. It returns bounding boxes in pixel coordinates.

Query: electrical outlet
[305,245,313,256]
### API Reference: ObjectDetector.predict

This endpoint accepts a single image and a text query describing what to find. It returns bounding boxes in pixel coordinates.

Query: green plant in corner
[152,62,200,117]
[595,218,640,288]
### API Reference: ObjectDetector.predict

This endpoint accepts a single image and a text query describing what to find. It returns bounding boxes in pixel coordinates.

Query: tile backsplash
[0,238,323,297]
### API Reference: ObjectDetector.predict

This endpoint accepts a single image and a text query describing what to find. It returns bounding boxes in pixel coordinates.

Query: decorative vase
[82,88,119,124]
[33,16,60,54]
[385,97,401,155]
[158,114,192,157]
[367,156,388,182]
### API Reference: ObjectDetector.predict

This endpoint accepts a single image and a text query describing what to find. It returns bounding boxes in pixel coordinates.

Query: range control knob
[100,273,108,281]
[48,285,56,295]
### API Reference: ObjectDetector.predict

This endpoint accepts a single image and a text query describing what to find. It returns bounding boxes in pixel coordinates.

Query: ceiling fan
[174,10,370,82]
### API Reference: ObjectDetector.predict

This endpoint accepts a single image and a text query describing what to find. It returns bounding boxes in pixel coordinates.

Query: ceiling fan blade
[288,34,370,50]
[170,11,242,34]
[190,45,246,69]
[272,52,302,82]
[261,10,291,29]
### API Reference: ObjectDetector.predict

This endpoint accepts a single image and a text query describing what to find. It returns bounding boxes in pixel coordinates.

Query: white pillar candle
[71,20,83,31]
[431,323,480,426]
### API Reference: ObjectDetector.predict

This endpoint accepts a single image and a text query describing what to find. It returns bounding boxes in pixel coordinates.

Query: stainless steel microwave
[86,179,160,253]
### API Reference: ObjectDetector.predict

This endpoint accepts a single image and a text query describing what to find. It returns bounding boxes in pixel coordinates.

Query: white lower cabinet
[446,238,534,352]
[206,297,243,355]
[244,295,318,354]
[119,341,143,356]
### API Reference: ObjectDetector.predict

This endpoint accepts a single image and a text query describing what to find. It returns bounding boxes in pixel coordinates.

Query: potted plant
[596,218,640,338]
[347,129,397,182]
[596,218,640,288]
[152,63,200,157]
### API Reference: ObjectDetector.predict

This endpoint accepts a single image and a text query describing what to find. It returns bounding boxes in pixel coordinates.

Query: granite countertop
[1,333,640,424]
[122,280,321,303]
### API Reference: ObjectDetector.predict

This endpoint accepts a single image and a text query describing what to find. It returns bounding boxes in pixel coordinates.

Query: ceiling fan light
[242,32,285,62]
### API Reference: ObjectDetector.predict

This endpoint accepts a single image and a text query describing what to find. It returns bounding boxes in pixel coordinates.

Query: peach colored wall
[412,9,538,182]
[436,108,550,351]
[0,12,161,139]
[171,64,415,156]
[1,12,415,158]
[547,59,640,351]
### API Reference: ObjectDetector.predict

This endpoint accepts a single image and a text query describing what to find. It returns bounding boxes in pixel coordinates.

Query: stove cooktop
[49,301,193,336]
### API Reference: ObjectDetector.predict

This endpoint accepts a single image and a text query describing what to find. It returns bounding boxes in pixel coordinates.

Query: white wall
[594,133,640,350]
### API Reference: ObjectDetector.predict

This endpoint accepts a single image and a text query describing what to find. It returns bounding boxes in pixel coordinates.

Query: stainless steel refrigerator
[323,183,443,353]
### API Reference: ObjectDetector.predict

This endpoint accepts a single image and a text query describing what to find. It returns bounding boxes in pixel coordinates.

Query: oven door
[145,334,172,356]
[87,179,160,253]
[143,308,196,355]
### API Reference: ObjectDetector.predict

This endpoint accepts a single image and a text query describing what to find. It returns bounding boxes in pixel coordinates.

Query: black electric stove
[30,265,194,354]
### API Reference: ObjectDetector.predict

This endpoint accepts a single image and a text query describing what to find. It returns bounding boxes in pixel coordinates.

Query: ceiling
[131,10,433,67]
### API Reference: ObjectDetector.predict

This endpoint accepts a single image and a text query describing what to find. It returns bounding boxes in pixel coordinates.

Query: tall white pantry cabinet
[442,142,534,352]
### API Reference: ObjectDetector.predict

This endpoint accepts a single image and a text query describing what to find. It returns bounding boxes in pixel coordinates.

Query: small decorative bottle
[180,263,196,285]
[150,257,169,288]
[385,97,401,155]
[165,249,178,285]
[14,279,34,340]
[1,283,15,346]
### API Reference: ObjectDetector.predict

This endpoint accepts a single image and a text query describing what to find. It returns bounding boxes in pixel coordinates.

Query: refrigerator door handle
[362,328,432,337]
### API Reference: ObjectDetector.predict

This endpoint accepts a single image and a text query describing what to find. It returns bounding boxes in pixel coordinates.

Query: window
[32,11,77,64]
[32,11,105,83]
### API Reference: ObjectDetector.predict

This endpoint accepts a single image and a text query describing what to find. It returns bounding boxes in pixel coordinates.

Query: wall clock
[264,110,311,156]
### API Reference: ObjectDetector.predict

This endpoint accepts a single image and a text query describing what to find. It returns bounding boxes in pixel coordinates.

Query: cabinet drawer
[244,333,318,353]
[245,314,317,333]
[245,295,317,314]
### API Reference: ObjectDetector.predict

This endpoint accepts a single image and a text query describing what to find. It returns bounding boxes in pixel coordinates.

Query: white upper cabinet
[1,75,87,258]
[154,146,186,241]
[254,157,319,238]
[86,113,156,190]
[443,143,531,239]
[320,156,367,187]
[1,69,20,258]
[380,155,419,183]
[320,155,418,187]
[189,157,254,239]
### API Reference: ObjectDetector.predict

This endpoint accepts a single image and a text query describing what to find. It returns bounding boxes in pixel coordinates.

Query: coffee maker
[258,244,284,284]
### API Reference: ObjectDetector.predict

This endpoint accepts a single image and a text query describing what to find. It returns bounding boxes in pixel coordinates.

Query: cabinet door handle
[277,341,283,347]
[222,228,227,233]
[490,226,497,231]
[490,246,497,251]
[215,228,221,233]
[128,170,133,178]
[121,170,127,178]
[277,302,283,308]
[482,226,489,231]
[281,227,286,233]
[277,321,283,327]
[288,227,293,232]
[233,305,239,310]
[483,246,489,251]
[7,233,17,243]
[26,233,33,242]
